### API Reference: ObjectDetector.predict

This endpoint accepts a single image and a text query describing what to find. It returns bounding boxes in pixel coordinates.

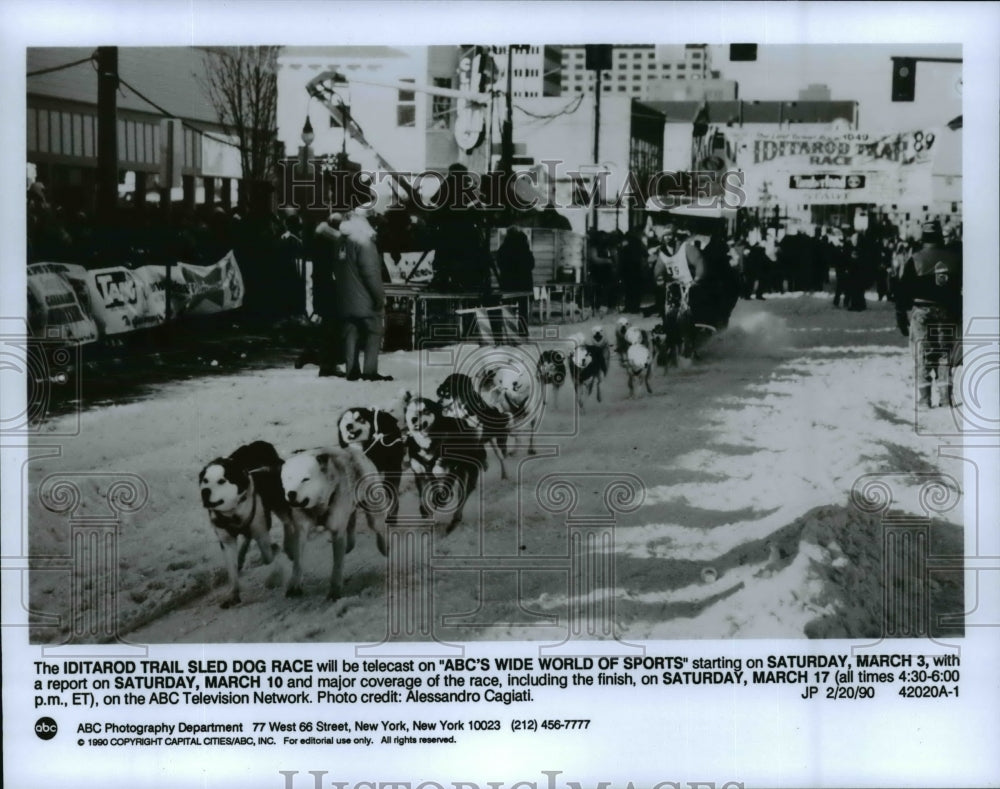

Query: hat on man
[921,219,943,241]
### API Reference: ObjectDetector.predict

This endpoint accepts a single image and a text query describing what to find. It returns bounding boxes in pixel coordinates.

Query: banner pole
[164,261,172,325]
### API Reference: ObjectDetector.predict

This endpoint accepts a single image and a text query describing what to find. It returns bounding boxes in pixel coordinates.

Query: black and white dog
[403,395,486,532]
[614,317,632,364]
[476,363,537,457]
[650,323,674,372]
[436,373,512,480]
[622,325,653,396]
[591,325,612,371]
[337,407,406,524]
[198,441,296,608]
[536,349,568,408]
[567,332,608,410]
[624,325,652,351]
[623,342,653,397]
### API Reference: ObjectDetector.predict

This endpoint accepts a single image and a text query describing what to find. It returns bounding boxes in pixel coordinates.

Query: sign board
[200,132,242,178]
[166,251,246,316]
[86,266,165,335]
[26,263,100,344]
[731,128,941,172]
[26,252,244,341]
[731,128,939,206]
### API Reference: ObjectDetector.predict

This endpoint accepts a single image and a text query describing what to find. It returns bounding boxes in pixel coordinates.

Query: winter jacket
[333,222,385,318]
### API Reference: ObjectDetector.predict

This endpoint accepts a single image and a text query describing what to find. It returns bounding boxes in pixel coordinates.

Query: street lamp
[298,115,315,176]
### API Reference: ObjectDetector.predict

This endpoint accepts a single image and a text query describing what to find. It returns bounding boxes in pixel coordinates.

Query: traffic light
[891,57,917,101]
[729,44,757,61]
[585,45,613,71]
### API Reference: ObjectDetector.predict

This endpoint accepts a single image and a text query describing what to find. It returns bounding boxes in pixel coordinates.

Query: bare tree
[200,46,280,211]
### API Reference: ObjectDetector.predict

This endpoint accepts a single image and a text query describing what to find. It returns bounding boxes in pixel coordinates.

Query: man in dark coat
[296,212,345,376]
[619,229,647,314]
[335,210,393,381]
[895,219,962,407]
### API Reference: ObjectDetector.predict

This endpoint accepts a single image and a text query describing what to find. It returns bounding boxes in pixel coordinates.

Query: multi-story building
[497,95,665,233]
[26,47,239,213]
[559,44,714,99]
[491,45,562,98]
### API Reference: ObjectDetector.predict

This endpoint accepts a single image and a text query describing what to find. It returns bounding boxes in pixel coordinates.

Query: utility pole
[592,66,602,231]
[584,45,611,231]
[96,47,118,224]
[500,45,515,177]
[499,45,529,220]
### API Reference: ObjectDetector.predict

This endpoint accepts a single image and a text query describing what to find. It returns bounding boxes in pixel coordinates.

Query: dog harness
[407,433,440,475]
[212,478,259,537]
[354,407,404,457]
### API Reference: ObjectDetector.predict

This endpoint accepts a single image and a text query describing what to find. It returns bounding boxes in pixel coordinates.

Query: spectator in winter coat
[743,243,769,300]
[895,219,962,407]
[496,226,535,291]
[587,231,617,314]
[335,210,393,382]
[296,212,345,376]
[496,226,534,333]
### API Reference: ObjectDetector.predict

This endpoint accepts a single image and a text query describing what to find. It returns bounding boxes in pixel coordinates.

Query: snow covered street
[27,293,966,644]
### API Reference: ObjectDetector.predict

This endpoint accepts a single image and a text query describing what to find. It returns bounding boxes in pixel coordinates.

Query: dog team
[199,320,675,608]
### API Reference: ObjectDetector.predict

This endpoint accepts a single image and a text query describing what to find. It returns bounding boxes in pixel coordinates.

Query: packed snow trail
[27,294,964,644]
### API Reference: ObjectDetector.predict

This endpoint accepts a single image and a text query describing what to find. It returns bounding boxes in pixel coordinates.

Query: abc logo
[34,717,58,740]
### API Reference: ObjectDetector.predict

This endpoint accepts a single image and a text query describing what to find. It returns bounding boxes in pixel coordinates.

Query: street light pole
[96,46,118,225]
[592,66,602,231]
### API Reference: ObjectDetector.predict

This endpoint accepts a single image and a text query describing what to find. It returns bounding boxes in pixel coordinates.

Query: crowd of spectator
[28,177,962,330]
[576,215,962,318]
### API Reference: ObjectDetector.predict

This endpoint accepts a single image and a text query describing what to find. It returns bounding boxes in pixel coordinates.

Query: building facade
[26,47,240,214]
[492,45,562,98]
[277,45,471,181]
[559,44,715,100]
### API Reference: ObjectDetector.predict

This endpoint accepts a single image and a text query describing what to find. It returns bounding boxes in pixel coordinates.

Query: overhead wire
[27,53,97,78]
[114,71,243,150]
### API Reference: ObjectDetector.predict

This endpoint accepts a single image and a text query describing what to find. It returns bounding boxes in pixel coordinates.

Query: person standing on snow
[894,219,962,407]
[335,209,393,382]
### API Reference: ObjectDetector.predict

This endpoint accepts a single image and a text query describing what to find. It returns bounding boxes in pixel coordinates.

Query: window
[691,51,702,59]
[397,78,416,127]
[618,86,627,92]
